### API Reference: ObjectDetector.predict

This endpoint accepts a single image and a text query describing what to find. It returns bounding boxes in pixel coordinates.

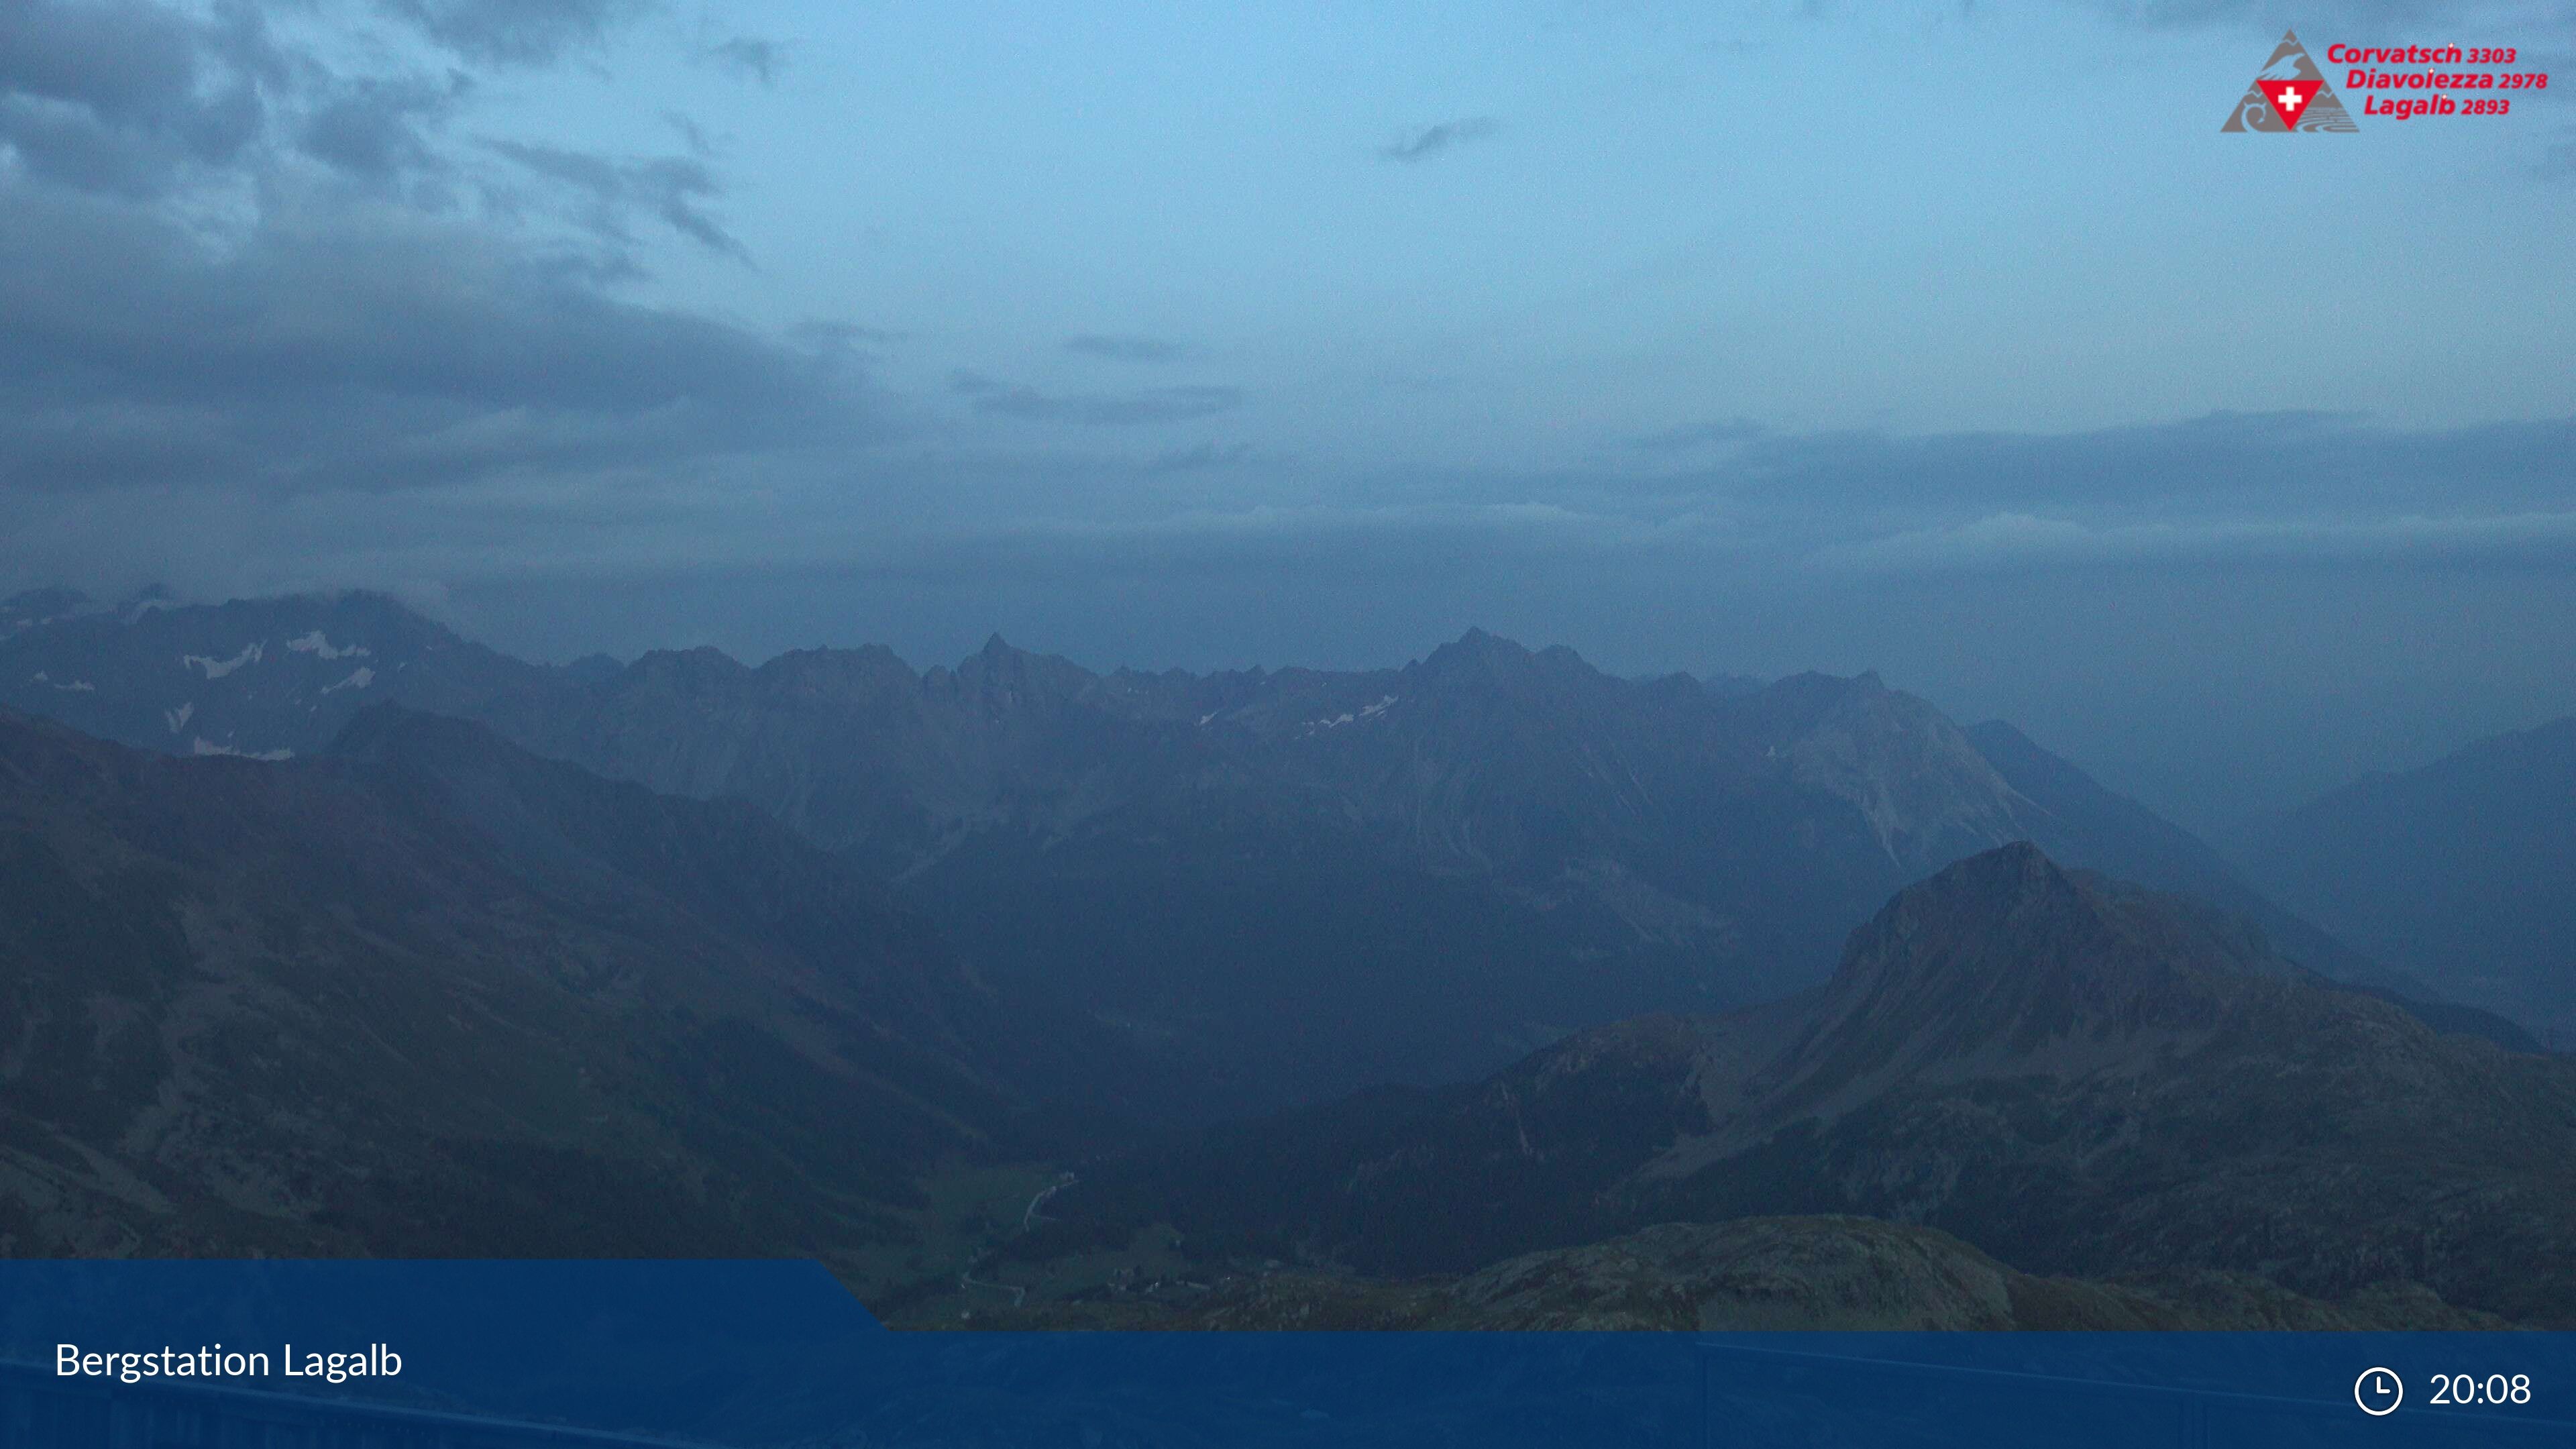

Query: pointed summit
[951,633,1099,710]
[1759,843,2245,1117]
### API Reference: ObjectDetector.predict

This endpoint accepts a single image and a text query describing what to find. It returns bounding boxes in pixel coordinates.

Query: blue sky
[2,0,2571,831]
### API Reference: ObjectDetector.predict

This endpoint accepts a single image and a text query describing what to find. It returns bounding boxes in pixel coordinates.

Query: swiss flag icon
[2222,31,2356,132]
[2265,79,2322,129]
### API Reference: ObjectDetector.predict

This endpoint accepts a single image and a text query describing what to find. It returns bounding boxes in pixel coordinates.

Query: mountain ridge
[3,590,2481,1112]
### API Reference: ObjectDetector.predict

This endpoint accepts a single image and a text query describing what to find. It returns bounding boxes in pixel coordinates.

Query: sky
[1,0,2571,837]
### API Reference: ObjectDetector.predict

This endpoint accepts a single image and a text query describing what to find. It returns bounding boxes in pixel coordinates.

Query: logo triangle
[2222,30,2359,132]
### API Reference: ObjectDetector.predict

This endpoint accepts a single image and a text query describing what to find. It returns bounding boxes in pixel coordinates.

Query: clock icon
[2356,1367,2404,1417]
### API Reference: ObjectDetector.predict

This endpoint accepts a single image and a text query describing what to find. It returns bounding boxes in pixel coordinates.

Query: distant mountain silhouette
[2250,715,2576,1044]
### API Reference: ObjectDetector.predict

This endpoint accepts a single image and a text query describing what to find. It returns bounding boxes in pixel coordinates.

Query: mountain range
[1028,844,2576,1326]
[0,702,1127,1268]
[4,588,2569,1329]
[2,588,2476,1114]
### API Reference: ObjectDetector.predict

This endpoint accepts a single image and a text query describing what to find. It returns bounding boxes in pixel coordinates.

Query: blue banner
[0,1261,2565,1446]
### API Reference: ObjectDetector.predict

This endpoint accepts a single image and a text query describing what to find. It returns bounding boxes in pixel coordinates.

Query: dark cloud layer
[0,0,277,197]
[0,186,866,497]
[0,0,856,511]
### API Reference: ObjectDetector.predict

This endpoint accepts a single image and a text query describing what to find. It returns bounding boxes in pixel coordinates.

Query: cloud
[0,0,879,615]
[696,34,786,85]
[1379,116,1499,163]
[301,72,471,182]
[0,178,870,501]
[1066,333,1185,363]
[379,0,649,67]
[482,138,749,260]
[0,0,278,197]
[662,109,713,156]
[950,372,1244,426]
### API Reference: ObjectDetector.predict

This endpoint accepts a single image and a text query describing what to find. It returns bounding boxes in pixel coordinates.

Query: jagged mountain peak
[948,634,1099,706]
[1411,630,1615,702]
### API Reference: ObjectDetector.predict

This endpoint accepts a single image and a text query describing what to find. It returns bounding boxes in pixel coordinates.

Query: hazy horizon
[5,0,2571,839]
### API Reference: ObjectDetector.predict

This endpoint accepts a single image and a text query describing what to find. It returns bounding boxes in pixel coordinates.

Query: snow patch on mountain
[286,631,371,661]
[191,737,293,762]
[182,643,264,679]
[1304,696,1398,733]
[166,702,195,733]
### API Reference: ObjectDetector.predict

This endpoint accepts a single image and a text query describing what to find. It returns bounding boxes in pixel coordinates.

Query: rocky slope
[1040,845,2576,1325]
[951,1217,2502,1331]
